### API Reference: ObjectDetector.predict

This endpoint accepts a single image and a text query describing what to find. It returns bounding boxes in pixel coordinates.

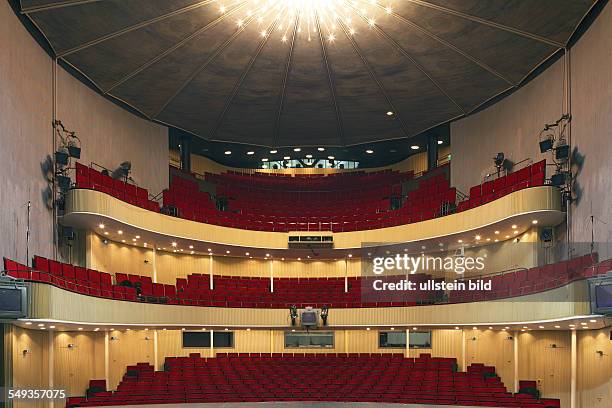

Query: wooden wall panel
[155,251,211,284]
[518,331,571,408]
[28,282,589,328]
[11,326,49,408]
[465,329,515,390]
[107,329,155,390]
[53,331,104,396]
[577,328,612,408]
[89,232,154,278]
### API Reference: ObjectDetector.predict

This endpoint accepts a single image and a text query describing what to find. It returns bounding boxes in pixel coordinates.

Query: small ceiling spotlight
[305,154,313,159]
[293,147,301,152]
[98,224,105,229]
[135,235,140,239]
[224,151,232,155]
[511,224,517,229]
[171,242,177,247]
[118,230,123,235]
[261,158,269,162]
[411,145,420,150]
[317,147,325,151]
[475,235,481,240]
[386,111,394,116]
[247,151,255,155]
[270,149,278,154]
[437,140,443,145]
[283,156,290,160]
[328,155,335,160]
[365,149,374,154]
[532,220,538,224]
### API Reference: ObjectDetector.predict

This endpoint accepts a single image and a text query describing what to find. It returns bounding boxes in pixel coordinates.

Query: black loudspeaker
[551,172,567,186]
[55,151,69,166]
[57,175,71,190]
[609,330,612,340]
[60,226,75,240]
[555,144,570,160]
[539,138,553,153]
[68,146,81,159]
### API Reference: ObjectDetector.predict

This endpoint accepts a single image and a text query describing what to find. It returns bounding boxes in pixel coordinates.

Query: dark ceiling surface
[20,0,597,150]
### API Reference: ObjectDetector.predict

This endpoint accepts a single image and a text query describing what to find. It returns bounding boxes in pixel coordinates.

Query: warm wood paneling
[27,282,589,328]
[577,328,612,408]
[518,331,571,408]
[53,331,104,396]
[107,329,155,390]
[465,329,515,391]
[89,233,154,278]
[11,326,49,408]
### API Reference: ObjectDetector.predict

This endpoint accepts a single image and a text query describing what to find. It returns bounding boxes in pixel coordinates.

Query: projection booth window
[285,331,334,348]
[379,331,432,349]
[182,331,234,348]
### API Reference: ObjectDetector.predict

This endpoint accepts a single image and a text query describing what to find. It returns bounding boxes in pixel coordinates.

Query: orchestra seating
[73,161,546,233]
[3,253,603,309]
[65,353,560,407]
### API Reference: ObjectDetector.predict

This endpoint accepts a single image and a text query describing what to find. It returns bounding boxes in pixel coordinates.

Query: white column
[570,329,577,408]
[152,247,157,283]
[344,259,348,293]
[210,329,214,358]
[513,331,519,393]
[153,330,159,371]
[270,259,274,293]
[209,254,214,290]
[461,329,466,372]
[104,332,110,389]
[48,331,54,408]
[405,328,410,358]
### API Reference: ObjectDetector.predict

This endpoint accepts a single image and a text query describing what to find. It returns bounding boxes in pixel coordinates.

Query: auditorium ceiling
[20,0,598,156]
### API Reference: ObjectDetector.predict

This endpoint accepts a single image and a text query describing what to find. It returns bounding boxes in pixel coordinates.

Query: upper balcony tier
[63,183,564,256]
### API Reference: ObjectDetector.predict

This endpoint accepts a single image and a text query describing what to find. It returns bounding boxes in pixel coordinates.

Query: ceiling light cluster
[220,0,391,44]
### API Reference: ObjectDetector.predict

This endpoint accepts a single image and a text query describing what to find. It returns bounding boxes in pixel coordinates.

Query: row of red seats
[66,353,559,408]
[450,253,600,303]
[163,167,455,232]
[75,162,160,212]
[206,169,412,191]
[457,160,546,212]
[3,253,605,309]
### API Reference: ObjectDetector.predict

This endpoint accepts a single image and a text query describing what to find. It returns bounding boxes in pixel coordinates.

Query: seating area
[3,253,605,310]
[75,162,160,212]
[456,160,546,212]
[72,160,547,233]
[66,353,560,407]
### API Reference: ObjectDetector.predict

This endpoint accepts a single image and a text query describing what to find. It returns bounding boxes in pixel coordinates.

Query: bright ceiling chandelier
[218,0,394,43]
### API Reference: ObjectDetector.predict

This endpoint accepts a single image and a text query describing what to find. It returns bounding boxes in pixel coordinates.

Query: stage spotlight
[494,152,505,167]
[55,150,69,166]
[112,161,132,180]
[289,305,298,326]
[555,143,570,160]
[57,175,71,190]
[539,138,553,153]
[321,305,329,326]
[551,172,569,186]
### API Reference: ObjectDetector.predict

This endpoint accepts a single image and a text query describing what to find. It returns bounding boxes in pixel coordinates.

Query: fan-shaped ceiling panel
[20,0,598,149]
